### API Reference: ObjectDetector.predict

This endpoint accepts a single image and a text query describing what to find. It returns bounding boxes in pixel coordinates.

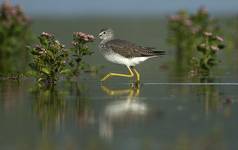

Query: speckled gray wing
[105,39,165,58]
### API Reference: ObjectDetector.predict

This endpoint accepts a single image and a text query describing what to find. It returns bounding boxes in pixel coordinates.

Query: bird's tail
[153,50,165,56]
[145,47,165,56]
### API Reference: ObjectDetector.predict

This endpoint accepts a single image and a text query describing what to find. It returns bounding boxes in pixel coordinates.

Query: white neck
[101,36,114,43]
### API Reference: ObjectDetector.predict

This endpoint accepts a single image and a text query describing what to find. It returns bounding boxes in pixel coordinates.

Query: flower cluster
[191,32,225,76]
[69,32,95,77]
[197,32,224,53]
[73,32,94,44]
[169,7,217,38]
[0,0,29,27]
[41,32,53,38]
[168,7,221,75]
[28,31,95,86]
[169,11,192,27]
[29,32,68,86]
[0,0,33,73]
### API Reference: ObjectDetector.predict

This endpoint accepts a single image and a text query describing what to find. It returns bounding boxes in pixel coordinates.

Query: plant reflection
[170,129,225,150]
[195,79,232,117]
[199,84,231,117]
[99,83,148,140]
[0,80,23,113]
[69,83,95,127]
[32,86,67,133]
[31,82,94,134]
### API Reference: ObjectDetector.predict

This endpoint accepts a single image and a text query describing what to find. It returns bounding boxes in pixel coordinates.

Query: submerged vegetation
[28,32,95,86]
[0,0,33,73]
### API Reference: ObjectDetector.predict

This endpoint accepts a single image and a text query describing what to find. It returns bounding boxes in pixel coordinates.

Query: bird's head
[98,28,114,40]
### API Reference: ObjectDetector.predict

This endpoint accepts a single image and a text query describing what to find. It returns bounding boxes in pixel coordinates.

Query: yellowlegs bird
[98,28,165,82]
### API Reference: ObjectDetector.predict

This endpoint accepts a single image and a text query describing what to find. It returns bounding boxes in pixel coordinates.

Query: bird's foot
[130,81,141,89]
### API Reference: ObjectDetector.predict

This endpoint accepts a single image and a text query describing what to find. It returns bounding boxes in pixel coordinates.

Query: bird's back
[103,39,165,58]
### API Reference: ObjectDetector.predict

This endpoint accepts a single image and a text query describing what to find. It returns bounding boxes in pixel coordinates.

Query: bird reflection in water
[99,83,148,140]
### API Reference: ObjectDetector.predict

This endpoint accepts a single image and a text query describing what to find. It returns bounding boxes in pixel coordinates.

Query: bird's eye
[103,32,106,34]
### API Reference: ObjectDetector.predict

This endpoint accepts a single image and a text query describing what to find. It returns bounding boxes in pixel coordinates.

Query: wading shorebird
[98,28,165,82]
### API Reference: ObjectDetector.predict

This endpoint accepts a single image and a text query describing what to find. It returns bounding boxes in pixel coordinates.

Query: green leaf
[37,78,44,82]
[29,63,38,71]
[47,50,54,59]
[25,70,37,77]
[60,68,71,74]
[41,67,50,75]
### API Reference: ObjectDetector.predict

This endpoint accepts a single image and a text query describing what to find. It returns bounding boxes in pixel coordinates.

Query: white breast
[104,53,151,66]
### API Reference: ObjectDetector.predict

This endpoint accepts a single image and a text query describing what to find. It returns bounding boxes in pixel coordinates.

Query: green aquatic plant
[168,7,220,73]
[168,10,195,53]
[191,32,225,76]
[28,31,95,86]
[0,0,33,73]
[68,32,94,77]
[28,32,68,86]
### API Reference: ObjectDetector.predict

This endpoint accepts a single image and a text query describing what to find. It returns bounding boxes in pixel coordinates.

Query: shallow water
[1,17,238,149]
[0,79,238,150]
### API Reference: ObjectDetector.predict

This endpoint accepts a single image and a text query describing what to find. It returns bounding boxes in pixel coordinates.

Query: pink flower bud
[41,32,53,38]
[215,36,224,42]
[211,45,219,52]
[73,31,95,42]
[203,32,212,37]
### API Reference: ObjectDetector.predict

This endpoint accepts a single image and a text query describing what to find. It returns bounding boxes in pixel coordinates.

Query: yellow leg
[132,68,140,82]
[101,83,140,97]
[101,66,134,81]
[101,85,132,96]
[133,87,140,96]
